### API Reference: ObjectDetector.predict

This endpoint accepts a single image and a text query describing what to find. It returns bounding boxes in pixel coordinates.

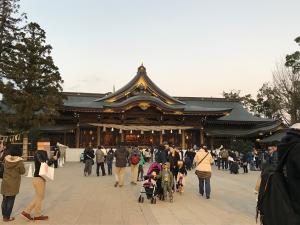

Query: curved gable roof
[94,65,185,105]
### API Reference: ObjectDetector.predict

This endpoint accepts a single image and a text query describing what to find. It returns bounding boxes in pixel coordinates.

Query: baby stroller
[176,173,184,194]
[138,176,157,204]
[145,162,163,200]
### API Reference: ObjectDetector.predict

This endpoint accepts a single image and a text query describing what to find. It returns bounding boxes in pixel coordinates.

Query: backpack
[257,144,300,225]
[106,152,114,162]
[221,150,229,159]
[131,154,140,165]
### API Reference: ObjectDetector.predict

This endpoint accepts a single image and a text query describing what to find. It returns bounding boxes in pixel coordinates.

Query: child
[138,154,145,181]
[157,162,174,202]
[176,160,187,194]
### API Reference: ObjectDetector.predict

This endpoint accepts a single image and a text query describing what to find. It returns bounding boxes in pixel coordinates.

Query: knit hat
[290,123,300,131]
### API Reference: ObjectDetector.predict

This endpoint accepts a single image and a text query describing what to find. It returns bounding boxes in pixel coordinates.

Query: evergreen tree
[0,22,64,132]
[0,0,25,79]
[286,36,300,74]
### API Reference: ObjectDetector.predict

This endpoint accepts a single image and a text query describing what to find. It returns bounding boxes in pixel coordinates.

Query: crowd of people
[0,123,299,223]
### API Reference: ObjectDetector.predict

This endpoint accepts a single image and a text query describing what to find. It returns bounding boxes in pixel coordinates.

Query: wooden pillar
[97,126,101,147]
[76,125,80,148]
[159,131,163,145]
[22,132,29,160]
[63,131,67,146]
[210,136,214,150]
[121,132,124,143]
[200,128,204,146]
[181,130,186,149]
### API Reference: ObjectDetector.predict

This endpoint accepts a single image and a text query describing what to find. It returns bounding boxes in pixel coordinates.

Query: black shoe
[200,193,204,196]
[206,196,210,199]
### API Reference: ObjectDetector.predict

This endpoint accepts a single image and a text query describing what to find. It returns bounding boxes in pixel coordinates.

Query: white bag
[39,162,54,181]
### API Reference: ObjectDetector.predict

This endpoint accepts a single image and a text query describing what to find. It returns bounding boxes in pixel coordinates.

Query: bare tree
[272,61,300,125]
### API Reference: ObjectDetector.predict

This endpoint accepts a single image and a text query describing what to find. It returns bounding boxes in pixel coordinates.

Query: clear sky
[20,0,300,98]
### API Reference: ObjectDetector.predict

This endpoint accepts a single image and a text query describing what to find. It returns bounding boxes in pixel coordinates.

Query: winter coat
[1,155,25,196]
[278,129,300,215]
[130,148,141,159]
[168,151,180,171]
[84,148,95,161]
[95,149,105,163]
[114,147,129,168]
[106,150,114,162]
[194,149,214,172]
[158,169,174,188]
[139,154,145,166]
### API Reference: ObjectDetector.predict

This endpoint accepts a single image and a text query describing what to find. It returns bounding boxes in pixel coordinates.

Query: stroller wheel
[151,198,154,204]
[141,197,144,203]
[154,198,157,204]
[138,195,142,203]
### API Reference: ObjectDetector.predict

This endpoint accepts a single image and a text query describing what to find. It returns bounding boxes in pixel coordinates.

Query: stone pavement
[7,162,259,225]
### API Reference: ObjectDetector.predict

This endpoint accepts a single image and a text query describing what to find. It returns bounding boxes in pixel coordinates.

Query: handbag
[39,162,54,181]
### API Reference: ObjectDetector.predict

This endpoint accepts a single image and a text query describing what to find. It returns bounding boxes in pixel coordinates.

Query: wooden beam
[76,125,80,148]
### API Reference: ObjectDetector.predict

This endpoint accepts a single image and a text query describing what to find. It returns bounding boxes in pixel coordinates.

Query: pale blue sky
[21,0,300,97]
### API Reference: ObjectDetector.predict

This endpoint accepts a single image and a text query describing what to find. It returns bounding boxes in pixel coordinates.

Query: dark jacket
[34,150,49,177]
[84,148,95,161]
[279,129,300,215]
[106,149,114,162]
[114,147,129,167]
[1,155,25,196]
[168,151,180,171]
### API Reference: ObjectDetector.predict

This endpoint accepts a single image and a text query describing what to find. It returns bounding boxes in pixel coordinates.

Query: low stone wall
[66,148,84,162]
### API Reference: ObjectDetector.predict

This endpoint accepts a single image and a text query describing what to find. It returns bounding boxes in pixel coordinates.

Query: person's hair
[7,144,22,157]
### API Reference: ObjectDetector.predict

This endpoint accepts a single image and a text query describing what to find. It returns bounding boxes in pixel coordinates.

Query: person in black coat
[83,143,95,176]
[278,124,300,215]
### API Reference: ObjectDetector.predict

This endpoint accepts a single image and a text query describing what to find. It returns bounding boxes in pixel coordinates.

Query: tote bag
[39,162,54,181]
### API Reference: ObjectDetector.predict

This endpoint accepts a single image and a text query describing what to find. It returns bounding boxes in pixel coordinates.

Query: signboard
[37,141,50,151]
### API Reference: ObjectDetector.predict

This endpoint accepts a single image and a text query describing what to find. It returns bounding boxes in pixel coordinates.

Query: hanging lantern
[141,130,144,134]
[119,129,122,134]
[179,129,182,134]
[103,127,106,132]
[162,130,165,135]
[111,127,114,132]
[152,130,154,134]
[130,130,133,134]
[171,129,173,134]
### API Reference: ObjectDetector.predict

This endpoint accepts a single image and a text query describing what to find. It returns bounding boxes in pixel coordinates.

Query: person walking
[1,145,25,222]
[277,123,300,216]
[83,143,95,176]
[106,148,114,176]
[137,153,145,181]
[95,146,106,176]
[114,146,129,187]
[130,146,141,185]
[168,147,180,191]
[194,146,214,199]
[21,143,50,221]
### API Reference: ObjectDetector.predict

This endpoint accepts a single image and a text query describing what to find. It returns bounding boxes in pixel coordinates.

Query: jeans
[84,159,93,175]
[221,159,228,170]
[138,165,144,180]
[198,176,211,198]
[2,195,16,219]
[96,162,106,176]
[107,161,113,175]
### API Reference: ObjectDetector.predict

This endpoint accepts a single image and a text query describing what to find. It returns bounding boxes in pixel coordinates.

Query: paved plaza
[7,162,259,225]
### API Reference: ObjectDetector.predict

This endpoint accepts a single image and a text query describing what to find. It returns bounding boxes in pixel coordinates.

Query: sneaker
[34,215,49,221]
[3,217,15,222]
[21,211,33,221]
[114,182,119,187]
[206,196,210,199]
